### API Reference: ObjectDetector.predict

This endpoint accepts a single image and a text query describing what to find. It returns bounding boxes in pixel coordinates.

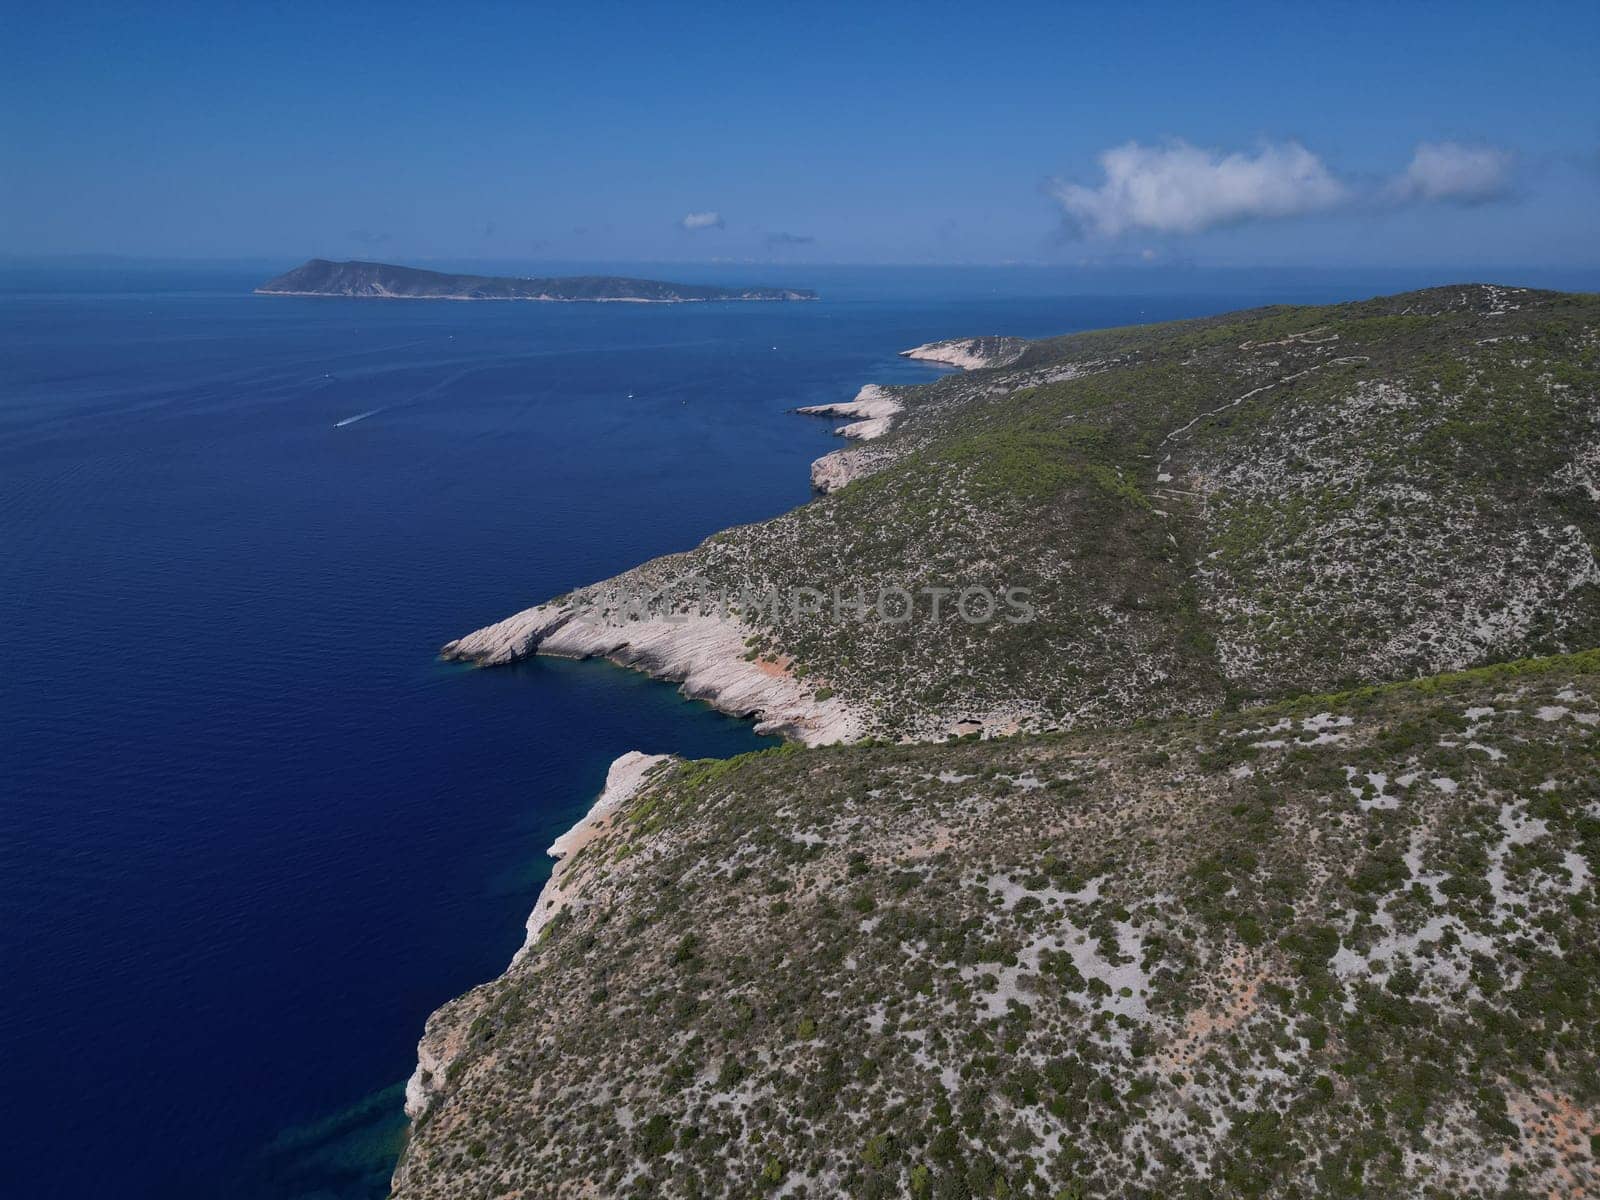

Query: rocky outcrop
[441,600,864,746]
[796,383,904,441]
[809,445,883,493]
[899,335,1027,370]
[795,385,907,491]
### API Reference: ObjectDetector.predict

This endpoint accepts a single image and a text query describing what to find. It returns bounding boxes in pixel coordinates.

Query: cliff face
[899,335,1029,370]
[398,752,672,1135]
[255,259,817,302]
[438,596,864,746]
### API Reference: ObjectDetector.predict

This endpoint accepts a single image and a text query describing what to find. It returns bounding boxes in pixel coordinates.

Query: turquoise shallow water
[9,263,1582,1198]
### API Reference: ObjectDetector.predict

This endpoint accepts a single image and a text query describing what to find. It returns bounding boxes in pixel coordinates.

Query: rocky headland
[398,284,1600,1199]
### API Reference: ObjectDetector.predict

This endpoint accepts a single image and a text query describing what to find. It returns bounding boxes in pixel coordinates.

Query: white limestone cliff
[402,751,674,1123]
[441,602,864,746]
[810,445,879,493]
[797,383,903,440]
[899,336,1026,370]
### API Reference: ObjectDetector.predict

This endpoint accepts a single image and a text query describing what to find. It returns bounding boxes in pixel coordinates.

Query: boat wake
[334,408,384,428]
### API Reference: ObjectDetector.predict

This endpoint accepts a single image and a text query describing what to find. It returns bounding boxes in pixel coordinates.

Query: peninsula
[400,285,1600,1200]
[254,258,817,302]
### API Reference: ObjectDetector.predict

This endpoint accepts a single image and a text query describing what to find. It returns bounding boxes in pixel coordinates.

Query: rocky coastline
[898,334,1028,370]
[796,382,903,440]
[399,751,673,1129]
[439,600,864,746]
[399,351,920,1167]
[394,285,1600,1198]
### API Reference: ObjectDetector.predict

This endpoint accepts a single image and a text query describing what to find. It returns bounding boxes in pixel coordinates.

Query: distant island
[255,259,817,303]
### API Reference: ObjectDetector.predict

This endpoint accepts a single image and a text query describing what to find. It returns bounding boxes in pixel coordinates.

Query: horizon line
[5,252,1600,276]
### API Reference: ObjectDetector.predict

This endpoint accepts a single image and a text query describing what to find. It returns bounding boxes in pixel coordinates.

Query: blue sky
[3,0,1597,266]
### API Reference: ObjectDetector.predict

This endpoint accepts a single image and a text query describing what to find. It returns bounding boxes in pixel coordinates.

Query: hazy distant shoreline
[255,258,818,303]
[255,288,778,303]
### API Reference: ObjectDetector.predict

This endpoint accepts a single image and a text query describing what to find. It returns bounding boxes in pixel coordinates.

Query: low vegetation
[395,651,1600,1198]
[684,285,1599,737]
[395,286,1600,1198]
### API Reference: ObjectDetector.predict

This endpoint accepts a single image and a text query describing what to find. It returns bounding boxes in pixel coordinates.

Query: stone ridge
[401,750,673,1124]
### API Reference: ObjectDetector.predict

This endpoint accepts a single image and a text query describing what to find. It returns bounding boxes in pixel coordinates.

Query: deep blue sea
[5,262,1593,1199]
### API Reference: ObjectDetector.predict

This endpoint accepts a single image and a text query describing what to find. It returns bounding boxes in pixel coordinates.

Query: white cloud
[1050,137,1518,239]
[1050,140,1347,238]
[680,211,724,231]
[1390,141,1514,204]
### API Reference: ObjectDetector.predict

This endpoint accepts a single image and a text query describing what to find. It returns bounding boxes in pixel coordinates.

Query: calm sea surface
[6,263,1585,1198]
